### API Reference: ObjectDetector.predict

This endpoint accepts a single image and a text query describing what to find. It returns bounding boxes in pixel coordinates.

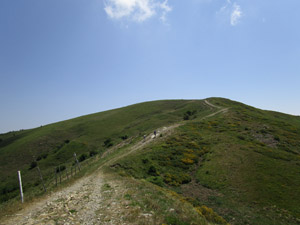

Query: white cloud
[104,0,172,23]
[217,1,243,26]
[230,3,242,26]
[159,0,172,23]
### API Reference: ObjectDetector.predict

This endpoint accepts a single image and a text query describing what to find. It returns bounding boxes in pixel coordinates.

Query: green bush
[42,153,48,159]
[79,153,88,162]
[237,135,245,140]
[163,173,191,186]
[56,165,66,173]
[89,150,98,157]
[104,138,113,147]
[121,135,128,140]
[165,216,189,225]
[142,158,149,164]
[148,165,159,176]
[36,152,48,161]
[183,114,190,120]
[29,161,37,170]
[195,205,227,224]
[183,110,197,120]
[146,176,164,187]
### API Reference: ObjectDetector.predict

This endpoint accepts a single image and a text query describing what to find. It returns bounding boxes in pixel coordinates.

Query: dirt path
[0,124,180,225]
[204,100,220,109]
[1,100,228,225]
[203,100,228,119]
[100,123,181,169]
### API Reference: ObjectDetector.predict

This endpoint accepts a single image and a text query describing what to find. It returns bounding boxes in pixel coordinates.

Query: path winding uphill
[1,124,181,225]
[3,171,158,225]
[1,100,227,225]
[5,172,106,225]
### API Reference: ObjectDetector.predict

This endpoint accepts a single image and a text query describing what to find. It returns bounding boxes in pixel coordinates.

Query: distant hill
[0,98,299,225]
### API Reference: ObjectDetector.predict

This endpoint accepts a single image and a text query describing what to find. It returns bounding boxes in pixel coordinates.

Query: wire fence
[16,152,98,203]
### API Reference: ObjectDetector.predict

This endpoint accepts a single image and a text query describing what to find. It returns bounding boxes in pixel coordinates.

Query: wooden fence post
[17,171,24,203]
[73,153,81,171]
[36,166,46,192]
[55,168,57,186]
[59,165,61,184]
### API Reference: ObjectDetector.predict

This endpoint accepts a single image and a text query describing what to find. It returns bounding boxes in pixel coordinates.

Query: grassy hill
[0,99,213,203]
[1,98,300,225]
[111,98,300,225]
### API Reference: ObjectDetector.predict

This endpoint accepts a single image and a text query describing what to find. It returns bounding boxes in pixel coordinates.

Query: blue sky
[0,0,299,133]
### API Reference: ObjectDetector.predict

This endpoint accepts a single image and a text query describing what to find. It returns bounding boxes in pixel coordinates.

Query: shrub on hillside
[181,158,194,165]
[89,150,98,157]
[148,165,159,176]
[163,173,191,186]
[56,165,66,173]
[237,135,245,140]
[36,153,48,161]
[183,114,190,120]
[142,158,149,164]
[195,206,227,224]
[104,138,113,147]
[29,161,37,170]
[120,135,128,140]
[79,153,88,162]
[186,141,200,149]
[146,176,164,187]
[165,216,190,225]
[183,110,197,120]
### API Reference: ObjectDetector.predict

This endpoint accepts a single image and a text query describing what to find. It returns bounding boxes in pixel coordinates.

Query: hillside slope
[1,98,300,225]
[0,99,214,204]
[0,104,224,225]
[112,98,300,225]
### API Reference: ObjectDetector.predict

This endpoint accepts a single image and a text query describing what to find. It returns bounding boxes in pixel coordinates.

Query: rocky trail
[1,101,228,225]
[1,124,180,225]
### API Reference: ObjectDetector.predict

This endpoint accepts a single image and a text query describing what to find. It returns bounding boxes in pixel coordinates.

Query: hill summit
[0,98,299,225]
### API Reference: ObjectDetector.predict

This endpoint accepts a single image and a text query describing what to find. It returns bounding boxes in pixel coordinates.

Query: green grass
[1,97,300,225]
[100,168,216,225]
[111,97,300,225]
[0,99,213,204]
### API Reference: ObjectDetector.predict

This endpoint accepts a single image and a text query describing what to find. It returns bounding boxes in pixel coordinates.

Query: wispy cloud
[217,0,243,26]
[230,3,242,26]
[104,0,172,23]
[159,0,172,23]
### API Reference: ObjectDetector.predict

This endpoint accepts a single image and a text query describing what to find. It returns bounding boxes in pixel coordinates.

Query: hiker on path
[154,130,157,138]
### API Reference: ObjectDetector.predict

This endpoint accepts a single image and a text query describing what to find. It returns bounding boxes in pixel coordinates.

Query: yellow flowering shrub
[195,206,229,225]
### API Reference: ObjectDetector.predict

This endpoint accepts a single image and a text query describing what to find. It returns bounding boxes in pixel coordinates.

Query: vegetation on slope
[100,170,218,225]
[112,98,300,225]
[1,97,300,225]
[0,100,213,204]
